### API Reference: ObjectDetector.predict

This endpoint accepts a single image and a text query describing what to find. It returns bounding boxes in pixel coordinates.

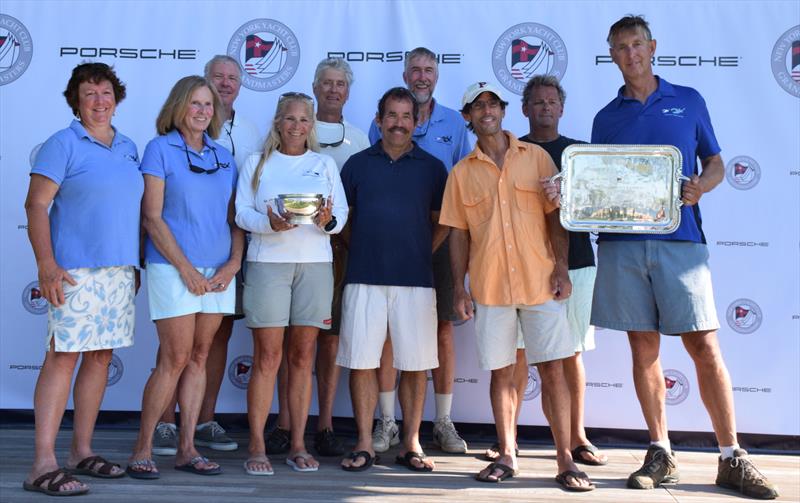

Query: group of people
[22,15,777,500]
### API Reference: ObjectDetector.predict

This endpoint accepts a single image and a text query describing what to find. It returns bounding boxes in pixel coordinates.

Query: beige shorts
[477,300,573,370]
[516,266,596,353]
[336,283,438,371]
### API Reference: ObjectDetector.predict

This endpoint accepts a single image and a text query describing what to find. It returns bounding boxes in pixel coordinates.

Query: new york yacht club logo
[0,14,32,86]
[228,18,300,92]
[492,22,568,95]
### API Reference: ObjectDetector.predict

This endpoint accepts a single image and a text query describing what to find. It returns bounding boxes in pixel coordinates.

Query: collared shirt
[591,76,721,243]
[369,98,472,171]
[439,132,558,306]
[32,120,143,269]
[140,130,237,268]
[214,110,262,170]
[341,141,448,287]
[316,118,370,171]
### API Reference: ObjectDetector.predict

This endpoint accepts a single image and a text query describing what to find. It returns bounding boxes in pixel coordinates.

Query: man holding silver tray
[590,15,776,499]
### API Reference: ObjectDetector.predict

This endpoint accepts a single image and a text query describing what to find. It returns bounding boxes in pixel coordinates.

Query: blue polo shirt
[31,120,143,269]
[140,130,237,268]
[341,141,448,287]
[369,98,472,171]
[591,76,720,243]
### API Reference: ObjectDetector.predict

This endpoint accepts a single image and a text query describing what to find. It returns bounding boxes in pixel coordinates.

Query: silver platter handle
[544,172,564,205]
[677,174,691,207]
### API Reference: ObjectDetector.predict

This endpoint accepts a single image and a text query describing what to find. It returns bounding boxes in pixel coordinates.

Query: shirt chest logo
[661,107,686,118]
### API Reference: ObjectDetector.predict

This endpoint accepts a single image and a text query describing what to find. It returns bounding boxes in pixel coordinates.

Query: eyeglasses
[279,92,313,102]
[185,141,228,175]
[412,118,431,139]
[224,110,236,158]
[320,120,345,148]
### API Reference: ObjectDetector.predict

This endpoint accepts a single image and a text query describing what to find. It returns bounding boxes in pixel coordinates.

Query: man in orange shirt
[439,82,593,491]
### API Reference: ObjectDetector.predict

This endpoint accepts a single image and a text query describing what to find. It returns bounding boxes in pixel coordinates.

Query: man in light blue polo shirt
[591,15,777,500]
[368,46,471,455]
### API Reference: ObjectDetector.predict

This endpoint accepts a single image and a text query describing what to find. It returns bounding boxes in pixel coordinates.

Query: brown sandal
[67,455,125,478]
[23,468,89,496]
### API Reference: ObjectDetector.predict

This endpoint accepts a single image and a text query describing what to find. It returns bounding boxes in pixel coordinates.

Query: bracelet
[324,216,338,232]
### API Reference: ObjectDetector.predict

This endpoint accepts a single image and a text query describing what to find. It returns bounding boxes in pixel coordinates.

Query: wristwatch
[324,216,338,232]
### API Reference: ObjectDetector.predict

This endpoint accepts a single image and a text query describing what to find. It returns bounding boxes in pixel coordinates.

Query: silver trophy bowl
[275,193,324,224]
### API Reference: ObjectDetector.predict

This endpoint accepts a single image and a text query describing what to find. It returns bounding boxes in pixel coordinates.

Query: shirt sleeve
[31,134,69,185]
[538,150,559,214]
[694,92,721,161]
[326,156,348,234]
[367,121,381,145]
[234,154,273,234]
[139,138,167,179]
[438,169,468,230]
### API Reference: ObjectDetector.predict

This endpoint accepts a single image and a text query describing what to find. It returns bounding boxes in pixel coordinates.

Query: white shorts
[337,284,438,371]
[477,300,573,370]
[516,267,597,353]
[146,262,236,321]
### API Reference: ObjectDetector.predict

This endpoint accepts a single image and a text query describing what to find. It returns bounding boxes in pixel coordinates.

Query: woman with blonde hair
[127,75,243,479]
[235,92,347,475]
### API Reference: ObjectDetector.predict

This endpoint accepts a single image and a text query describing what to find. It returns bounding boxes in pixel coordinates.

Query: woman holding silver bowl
[127,76,243,479]
[235,92,347,475]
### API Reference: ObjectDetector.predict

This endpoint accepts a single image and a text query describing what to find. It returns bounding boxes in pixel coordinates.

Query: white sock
[435,393,453,421]
[720,444,740,459]
[378,391,396,420]
[651,439,671,452]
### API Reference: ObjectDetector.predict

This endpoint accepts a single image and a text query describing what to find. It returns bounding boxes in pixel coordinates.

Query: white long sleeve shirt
[235,149,348,263]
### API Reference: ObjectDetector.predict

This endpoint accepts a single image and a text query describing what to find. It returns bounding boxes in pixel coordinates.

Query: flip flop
[23,468,89,496]
[67,455,125,479]
[572,444,608,466]
[341,450,378,472]
[483,442,520,461]
[125,459,160,480]
[244,456,274,476]
[555,470,596,492]
[395,451,433,472]
[174,456,222,476]
[286,452,319,472]
[475,462,518,483]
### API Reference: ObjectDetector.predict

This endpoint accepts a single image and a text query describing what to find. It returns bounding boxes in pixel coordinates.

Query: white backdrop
[1,1,798,438]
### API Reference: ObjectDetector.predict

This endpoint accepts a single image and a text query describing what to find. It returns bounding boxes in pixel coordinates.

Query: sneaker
[265,427,290,454]
[372,417,400,453]
[194,421,238,451]
[152,422,178,456]
[716,449,779,500]
[432,416,468,453]
[627,445,680,489]
[314,428,345,457]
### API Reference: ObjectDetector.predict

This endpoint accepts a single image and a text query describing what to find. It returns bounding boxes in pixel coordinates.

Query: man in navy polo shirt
[337,87,448,472]
[592,15,777,499]
[368,46,471,455]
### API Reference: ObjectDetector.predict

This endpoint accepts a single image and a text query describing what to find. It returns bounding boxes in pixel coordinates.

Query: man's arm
[682,153,724,206]
[449,227,473,319]
[545,209,571,300]
[431,211,449,252]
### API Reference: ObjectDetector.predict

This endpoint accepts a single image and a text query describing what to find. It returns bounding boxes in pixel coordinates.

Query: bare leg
[286,325,320,469]
[562,352,607,464]
[477,364,518,481]
[156,345,178,425]
[681,330,736,446]
[129,314,197,471]
[340,369,378,469]
[430,320,453,395]
[398,370,435,470]
[315,332,340,431]
[486,349,526,461]
[275,337,290,429]
[67,349,122,474]
[26,345,86,493]
[198,315,234,424]
[247,327,283,473]
[174,313,223,469]
[628,331,668,442]
[376,338,397,395]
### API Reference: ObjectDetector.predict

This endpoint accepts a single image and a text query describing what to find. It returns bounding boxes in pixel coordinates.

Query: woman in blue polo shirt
[23,63,142,496]
[126,76,243,479]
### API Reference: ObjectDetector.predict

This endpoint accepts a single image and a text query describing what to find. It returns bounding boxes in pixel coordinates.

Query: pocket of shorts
[513,181,543,214]
[462,192,492,227]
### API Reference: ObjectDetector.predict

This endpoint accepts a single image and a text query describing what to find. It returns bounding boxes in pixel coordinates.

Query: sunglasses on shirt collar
[184,142,228,175]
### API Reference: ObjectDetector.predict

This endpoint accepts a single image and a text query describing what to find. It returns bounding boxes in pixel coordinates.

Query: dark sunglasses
[320,120,345,148]
[280,91,313,101]
[185,142,228,175]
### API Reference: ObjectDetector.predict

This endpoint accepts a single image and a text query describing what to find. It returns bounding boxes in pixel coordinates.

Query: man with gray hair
[151,54,262,457]
[368,46,471,455]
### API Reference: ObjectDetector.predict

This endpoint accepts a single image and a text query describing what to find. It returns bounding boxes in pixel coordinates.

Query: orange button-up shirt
[439,132,559,306]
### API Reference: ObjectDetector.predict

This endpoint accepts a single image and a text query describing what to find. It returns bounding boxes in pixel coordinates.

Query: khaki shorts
[243,262,333,329]
[336,283,438,371]
[476,300,573,370]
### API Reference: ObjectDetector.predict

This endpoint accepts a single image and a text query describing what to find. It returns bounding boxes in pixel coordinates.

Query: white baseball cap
[461,81,506,108]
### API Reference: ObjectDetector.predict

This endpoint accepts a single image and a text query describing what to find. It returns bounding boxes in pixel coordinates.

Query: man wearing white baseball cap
[439,82,593,490]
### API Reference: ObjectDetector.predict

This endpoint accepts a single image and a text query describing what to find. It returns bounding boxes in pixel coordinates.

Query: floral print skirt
[47,266,136,352]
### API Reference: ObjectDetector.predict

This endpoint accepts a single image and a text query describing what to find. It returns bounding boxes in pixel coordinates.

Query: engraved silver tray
[552,144,685,234]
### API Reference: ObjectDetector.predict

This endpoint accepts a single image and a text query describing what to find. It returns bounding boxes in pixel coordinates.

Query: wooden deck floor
[0,428,797,502]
